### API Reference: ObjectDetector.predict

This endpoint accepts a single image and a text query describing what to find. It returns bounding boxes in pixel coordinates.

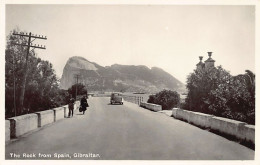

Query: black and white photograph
[1,1,259,164]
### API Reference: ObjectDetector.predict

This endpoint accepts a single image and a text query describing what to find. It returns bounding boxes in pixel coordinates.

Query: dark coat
[68,98,75,110]
[80,97,88,111]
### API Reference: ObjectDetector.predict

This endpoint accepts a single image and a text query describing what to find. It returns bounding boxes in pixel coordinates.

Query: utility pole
[12,32,47,115]
[74,74,81,100]
[12,53,16,116]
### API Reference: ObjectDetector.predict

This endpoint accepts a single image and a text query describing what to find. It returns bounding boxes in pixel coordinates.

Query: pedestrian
[68,96,75,118]
[80,95,88,115]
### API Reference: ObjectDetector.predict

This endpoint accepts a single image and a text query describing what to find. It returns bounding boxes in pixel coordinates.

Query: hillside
[60,56,185,93]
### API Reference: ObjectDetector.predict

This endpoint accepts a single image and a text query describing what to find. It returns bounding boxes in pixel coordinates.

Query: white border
[2,0,258,5]
[1,0,259,165]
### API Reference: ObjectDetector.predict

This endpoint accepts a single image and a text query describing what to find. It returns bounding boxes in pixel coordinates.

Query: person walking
[80,95,88,115]
[68,96,75,118]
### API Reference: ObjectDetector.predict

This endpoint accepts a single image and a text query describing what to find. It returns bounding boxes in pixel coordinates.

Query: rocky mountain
[60,56,186,93]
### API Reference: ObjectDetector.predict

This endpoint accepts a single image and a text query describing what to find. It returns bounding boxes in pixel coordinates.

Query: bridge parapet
[53,107,65,121]
[5,101,81,143]
[123,95,144,105]
[243,125,255,144]
[188,111,213,128]
[5,120,10,143]
[210,116,246,139]
[8,113,38,138]
[35,110,54,127]
[140,102,162,111]
[63,105,69,118]
[172,108,255,145]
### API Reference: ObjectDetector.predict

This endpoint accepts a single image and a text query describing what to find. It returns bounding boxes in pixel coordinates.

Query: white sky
[5,5,255,84]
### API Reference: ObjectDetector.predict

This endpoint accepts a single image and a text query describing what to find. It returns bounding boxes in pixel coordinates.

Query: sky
[5,5,255,84]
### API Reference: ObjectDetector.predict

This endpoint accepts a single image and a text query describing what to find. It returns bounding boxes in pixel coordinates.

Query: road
[5,97,254,160]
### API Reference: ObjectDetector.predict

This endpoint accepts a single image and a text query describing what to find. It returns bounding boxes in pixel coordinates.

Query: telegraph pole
[74,74,81,100]
[12,32,47,115]
[12,54,16,116]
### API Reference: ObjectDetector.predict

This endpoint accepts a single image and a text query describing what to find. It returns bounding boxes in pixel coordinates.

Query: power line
[12,31,47,115]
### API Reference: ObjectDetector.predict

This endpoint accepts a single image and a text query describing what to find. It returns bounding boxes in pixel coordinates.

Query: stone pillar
[205,52,215,70]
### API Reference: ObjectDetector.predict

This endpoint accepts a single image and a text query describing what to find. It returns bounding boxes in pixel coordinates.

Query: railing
[122,95,144,105]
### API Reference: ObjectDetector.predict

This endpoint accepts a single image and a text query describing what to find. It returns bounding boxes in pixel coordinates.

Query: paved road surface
[5,97,254,160]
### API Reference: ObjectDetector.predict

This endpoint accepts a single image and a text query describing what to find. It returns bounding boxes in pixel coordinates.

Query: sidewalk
[158,110,172,117]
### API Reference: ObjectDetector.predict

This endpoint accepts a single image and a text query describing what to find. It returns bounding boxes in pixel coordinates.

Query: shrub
[185,66,255,124]
[147,90,180,110]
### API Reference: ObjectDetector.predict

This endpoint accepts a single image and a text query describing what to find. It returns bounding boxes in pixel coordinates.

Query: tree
[185,66,255,124]
[5,29,67,118]
[208,70,255,124]
[68,83,88,99]
[147,90,180,110]
[244,70,255,124]
[24,60,66,112]
[5,29,30,116]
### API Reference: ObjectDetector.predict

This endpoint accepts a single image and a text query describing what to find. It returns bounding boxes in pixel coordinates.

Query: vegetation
[5,29,69,118]
[68,83,88,99]
[147,90,180,110]
[6,28,254,126]
[184,66,255,124]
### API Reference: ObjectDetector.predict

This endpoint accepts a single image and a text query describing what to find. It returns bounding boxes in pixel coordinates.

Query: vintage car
[110,93,123,105]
